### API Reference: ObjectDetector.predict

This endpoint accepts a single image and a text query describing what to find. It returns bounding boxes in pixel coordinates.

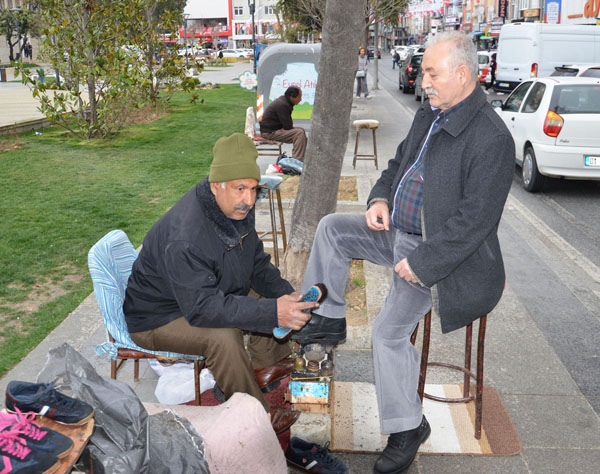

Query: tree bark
[281,0,366,288]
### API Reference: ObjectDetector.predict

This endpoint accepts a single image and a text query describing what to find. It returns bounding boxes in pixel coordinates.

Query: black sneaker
[0,426,61,474]
[285,437,349,473]
[292,314,346,345]
[5,381,94,426]
[373,416,431,474]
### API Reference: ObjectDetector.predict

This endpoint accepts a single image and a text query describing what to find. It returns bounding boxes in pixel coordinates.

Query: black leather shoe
[373,416,431,474]
[292,314,346,344]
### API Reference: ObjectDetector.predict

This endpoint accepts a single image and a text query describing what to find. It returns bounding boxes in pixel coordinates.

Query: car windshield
[412,55,423,66]
[478,55,489,65]
[551,84,600,114]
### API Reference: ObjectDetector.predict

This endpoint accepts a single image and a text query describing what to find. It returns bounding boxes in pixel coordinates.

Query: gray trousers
[301,213,432,434]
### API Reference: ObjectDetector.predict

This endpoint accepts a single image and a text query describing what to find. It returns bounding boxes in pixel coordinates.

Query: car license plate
[499,82,509,88]
[585,156,600,167]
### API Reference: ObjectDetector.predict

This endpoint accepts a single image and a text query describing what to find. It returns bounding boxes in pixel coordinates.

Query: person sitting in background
[123,133,319,434]
[259,86,307,161]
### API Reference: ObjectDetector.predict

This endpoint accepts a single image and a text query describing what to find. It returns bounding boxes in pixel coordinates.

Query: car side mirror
[491,99,503,109]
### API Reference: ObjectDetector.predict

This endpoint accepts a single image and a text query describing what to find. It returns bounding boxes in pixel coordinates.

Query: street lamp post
[248,0,257,73]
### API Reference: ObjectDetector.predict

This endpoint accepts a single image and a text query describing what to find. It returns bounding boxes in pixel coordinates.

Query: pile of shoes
[1,381,94,474]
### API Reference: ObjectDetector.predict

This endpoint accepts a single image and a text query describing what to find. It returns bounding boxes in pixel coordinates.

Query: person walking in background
[357,47,370,99]
[392,49,400,70]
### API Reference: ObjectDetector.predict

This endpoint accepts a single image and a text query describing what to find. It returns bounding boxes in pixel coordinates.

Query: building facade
[182,0,279,49]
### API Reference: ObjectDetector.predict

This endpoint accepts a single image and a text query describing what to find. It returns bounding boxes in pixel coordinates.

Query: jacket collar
[197,177,254,248]
[418,85,487,138]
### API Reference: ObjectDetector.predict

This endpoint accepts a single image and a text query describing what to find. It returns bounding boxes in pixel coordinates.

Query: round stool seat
[259,175,283,190]
[353,119,379,130]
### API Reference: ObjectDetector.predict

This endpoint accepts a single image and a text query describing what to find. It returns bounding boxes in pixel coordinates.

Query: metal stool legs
[352,127,379,169]
[411,311,488,439]
[261,187,287,266]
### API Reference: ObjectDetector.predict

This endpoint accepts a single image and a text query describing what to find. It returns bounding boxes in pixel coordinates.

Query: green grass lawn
[0,85,255,376]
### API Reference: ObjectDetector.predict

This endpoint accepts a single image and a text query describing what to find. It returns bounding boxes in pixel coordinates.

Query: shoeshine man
[123,133,319,435]
[293,32,515,474]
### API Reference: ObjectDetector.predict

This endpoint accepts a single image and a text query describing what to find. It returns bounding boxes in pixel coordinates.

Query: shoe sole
[292,331,347,345]
[286,458,322,472]
[373,423,431,474]
[6,408,94,426]
[260,378,282,394]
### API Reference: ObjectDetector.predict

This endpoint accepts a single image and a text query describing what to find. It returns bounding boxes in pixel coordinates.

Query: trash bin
[0,69,6,83]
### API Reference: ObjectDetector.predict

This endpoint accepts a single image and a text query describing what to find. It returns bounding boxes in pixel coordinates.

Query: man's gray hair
[425,31,478,79]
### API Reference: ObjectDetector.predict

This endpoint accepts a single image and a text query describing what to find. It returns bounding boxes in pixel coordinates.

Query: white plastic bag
[149,360,216,405]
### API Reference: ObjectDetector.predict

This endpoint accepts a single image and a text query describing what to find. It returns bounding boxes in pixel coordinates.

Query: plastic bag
[37,344,209,474]
[148,360,215,405]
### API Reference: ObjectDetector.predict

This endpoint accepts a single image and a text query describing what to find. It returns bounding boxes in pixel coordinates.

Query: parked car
[551,64,600,77]
[399,52,423,94]
[236,48,253,59]
[393,46,410,62]
[477,51,495,88]
[220,49,249,58]
[367,46,381,59]
[491,77,600,192]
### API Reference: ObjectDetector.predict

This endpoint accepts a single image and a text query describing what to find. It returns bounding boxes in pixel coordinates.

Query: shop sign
[584,0,600,18]
[523,8,541,17]
[545,0,561,24]
[445,15,460,25]
[498,0,509,18]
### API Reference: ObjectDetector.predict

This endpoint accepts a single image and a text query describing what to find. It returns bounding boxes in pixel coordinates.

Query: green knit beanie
[209,133,260,183]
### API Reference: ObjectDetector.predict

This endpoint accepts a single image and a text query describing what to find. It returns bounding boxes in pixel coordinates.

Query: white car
[220,49,250,58]
[394,46,410,62]
[551,64,600,78]
[492,77,600,192]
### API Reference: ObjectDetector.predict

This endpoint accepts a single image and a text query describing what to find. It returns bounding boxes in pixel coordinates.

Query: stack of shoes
[0,408,74,473]
[285,437,349,473]
[1,381,95,473]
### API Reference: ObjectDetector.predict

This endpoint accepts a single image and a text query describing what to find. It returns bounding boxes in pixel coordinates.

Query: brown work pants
[262,127,307,160]
[130,317,291,411]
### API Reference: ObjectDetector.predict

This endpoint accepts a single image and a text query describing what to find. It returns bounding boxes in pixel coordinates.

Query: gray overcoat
[368,86,515,333]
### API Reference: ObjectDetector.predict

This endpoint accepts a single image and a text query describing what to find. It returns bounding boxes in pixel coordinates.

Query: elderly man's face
[421,41,472,112]
[210,178,259,220]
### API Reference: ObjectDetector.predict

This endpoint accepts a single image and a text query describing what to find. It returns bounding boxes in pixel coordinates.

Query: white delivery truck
[494,23,600,92]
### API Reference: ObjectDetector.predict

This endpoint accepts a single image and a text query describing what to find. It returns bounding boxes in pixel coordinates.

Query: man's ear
[210,182,220,196]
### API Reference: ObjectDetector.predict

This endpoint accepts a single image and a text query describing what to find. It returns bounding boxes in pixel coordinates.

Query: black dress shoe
[373,416,431,474]
[292,314,346,344]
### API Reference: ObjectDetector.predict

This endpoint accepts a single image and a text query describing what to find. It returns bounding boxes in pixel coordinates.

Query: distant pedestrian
[218,49,223,59]
[392,50,400,69]
[356,47,369,99]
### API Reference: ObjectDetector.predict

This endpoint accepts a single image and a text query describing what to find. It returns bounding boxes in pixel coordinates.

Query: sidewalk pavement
[1,66,599,474]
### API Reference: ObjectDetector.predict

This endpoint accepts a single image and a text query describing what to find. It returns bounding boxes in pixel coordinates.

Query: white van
[494,23,600,92]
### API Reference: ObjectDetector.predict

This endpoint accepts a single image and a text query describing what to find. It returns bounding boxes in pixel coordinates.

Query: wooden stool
[254,136,283,157]
[410,311,488,439]
[258,175,287,266]
[352,119,379,169]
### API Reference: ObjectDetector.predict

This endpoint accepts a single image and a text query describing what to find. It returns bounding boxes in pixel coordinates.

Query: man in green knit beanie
[124,133,318,434]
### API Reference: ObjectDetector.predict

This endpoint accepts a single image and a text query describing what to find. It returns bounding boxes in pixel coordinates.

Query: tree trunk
[281,0,366,288]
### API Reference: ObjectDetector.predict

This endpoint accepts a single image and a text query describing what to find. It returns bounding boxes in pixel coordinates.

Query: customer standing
[356,47,369,99]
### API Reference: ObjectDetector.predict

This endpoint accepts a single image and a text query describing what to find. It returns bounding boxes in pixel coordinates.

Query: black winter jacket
[368,86,515,333]
[123,178,294,334]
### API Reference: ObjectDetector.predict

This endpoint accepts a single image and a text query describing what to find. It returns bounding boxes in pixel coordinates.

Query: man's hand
[366,201,390,231]
[395,258,417,283]
[276,292,319,330]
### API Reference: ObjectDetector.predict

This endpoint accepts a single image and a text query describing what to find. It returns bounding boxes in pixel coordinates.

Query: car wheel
[522,146,545,192]
[402,78,410,94]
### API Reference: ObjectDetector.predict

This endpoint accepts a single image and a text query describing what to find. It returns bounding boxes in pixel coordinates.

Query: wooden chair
[88,230,206,405]
[411,311,488,439]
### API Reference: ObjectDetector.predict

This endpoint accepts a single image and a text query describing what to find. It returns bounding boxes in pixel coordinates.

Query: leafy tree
[0,7,34,62]
[281,0,367,285]
[16,0,197,139]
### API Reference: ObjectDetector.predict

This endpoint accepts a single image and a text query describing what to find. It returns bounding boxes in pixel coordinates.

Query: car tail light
[530,63,538,77]
[407,65,413,74]
[543,110,564,137]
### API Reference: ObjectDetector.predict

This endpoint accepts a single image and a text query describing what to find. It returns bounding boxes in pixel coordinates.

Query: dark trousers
[131,317,291,411]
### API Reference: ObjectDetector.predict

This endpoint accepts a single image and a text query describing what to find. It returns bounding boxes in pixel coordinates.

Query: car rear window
[581,68,600,78]
[551,67,578,77]
[551,85,600,114]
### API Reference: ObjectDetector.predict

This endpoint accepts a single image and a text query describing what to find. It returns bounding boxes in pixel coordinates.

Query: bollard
[0,69,6,82]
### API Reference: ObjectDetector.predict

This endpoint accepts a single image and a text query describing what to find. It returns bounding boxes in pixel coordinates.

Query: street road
[372,53,600,414]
